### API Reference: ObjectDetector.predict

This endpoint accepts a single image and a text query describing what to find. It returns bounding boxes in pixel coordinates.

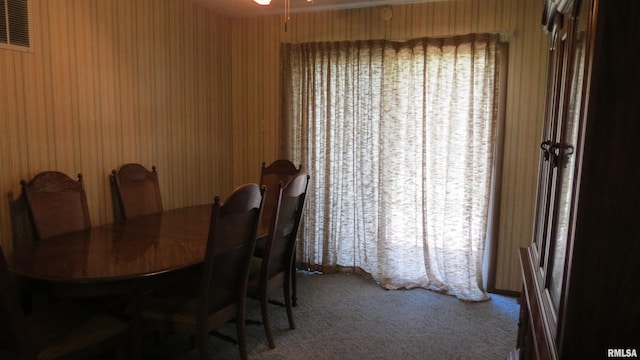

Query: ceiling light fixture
[253,0,314,32]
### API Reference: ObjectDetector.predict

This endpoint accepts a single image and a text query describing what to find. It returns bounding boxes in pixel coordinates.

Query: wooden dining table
[8,205,212,297]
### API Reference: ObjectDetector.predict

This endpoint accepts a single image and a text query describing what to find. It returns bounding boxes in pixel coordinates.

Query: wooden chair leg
[127,291,142,360]
[117,343,127,360]
[260,295,275,349]
[196,328,209,360]
[284,274,296,330]
[236,311,248,360]
[291,254,298,307]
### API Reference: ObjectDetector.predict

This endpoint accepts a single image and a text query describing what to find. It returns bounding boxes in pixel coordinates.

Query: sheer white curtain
[282,34,502,301]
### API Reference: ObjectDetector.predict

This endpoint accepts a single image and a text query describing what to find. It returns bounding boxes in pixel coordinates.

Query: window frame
[0,0,31,52]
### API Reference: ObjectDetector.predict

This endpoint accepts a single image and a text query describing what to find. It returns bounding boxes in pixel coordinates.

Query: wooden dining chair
[0,244,131,360]
[20,171,91,240]
[257,159,303,306]
[111,163,163,220]
[258,160,302,237]
[137,183,265,360]
[247,173,310,349]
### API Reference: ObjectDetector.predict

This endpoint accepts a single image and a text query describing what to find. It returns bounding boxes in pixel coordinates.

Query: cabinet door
[546,0,589,320]
[534,11,573,275]
[532,18,565,271]
[531,0,591,347]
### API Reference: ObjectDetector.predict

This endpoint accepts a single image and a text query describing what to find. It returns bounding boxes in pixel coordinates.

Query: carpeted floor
[142,272,520,360]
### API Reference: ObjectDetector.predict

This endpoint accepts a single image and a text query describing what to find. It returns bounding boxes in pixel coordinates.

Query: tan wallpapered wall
[0,0,547,291]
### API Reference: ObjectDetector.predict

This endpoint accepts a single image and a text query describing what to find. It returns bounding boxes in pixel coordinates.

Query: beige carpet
[142,272,519,359]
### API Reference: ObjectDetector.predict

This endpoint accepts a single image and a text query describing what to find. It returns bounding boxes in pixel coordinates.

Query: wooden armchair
[0,244,130,359]
[137,184,265,360]
[20,171,91,240]
[111,163,163,219]
[247,173,310,349]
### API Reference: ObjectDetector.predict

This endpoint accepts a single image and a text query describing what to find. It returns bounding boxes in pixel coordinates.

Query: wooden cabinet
[516,0,640,359]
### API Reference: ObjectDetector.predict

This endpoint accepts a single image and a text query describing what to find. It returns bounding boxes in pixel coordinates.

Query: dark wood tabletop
[8,205,211,290]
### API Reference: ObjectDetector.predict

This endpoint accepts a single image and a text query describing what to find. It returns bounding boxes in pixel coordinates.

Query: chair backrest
[259,160,301,234]
[111,163,163,219]
[21,171,91,240]
[261,173,309,280]
[0,245,36,359]
[199,183,265,317]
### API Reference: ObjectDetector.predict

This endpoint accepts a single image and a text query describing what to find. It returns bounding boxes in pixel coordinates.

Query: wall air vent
[1,0,30,50]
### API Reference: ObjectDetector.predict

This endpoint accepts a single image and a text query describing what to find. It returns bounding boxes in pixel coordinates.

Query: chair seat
[247,257,262,289]
[248,258,288,296]
[1,243,131,360]
[141,284,238,317]
[31,313,129,360]
[21,302,129,360]
[140,295,199,328]
[253,233,268,258]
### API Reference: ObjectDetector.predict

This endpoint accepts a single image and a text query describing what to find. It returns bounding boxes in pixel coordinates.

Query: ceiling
[193,0,441,17]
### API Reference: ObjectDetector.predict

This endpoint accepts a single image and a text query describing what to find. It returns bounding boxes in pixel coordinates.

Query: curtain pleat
[282,34,501,301]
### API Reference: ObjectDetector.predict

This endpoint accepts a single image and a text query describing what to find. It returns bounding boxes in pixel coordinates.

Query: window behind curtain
[282,34,503,301]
